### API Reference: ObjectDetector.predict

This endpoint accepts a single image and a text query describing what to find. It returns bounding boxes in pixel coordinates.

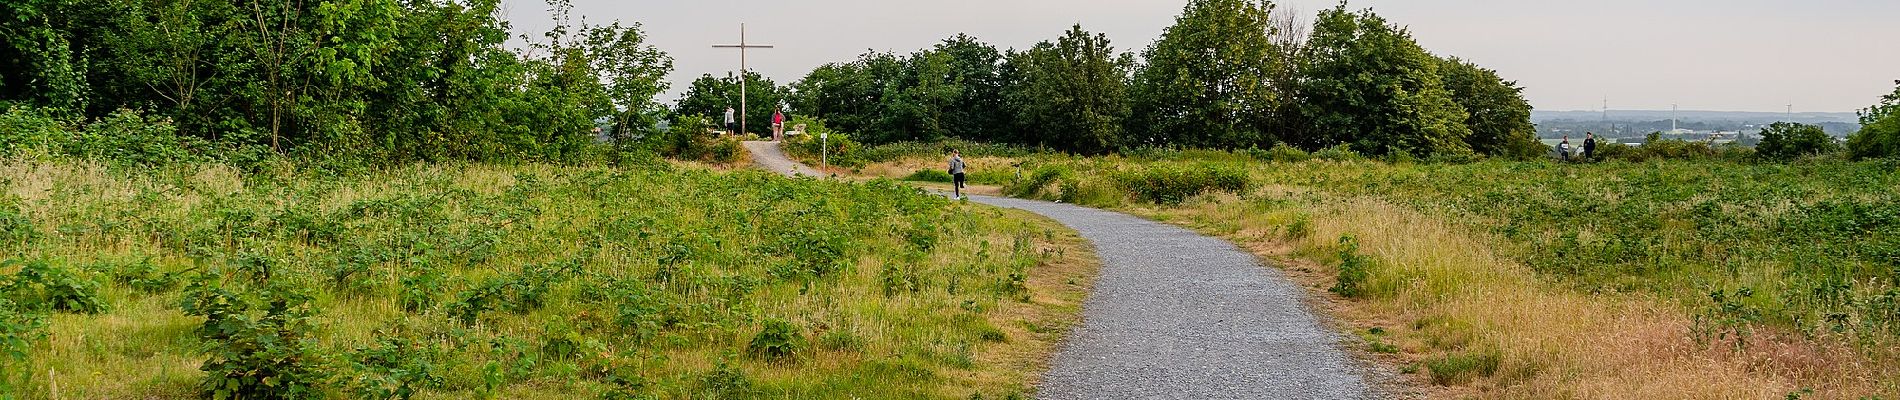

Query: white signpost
[821,131,829,176]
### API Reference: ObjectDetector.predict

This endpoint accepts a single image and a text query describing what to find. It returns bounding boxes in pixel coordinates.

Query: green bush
[1110,163,1252,205]
[181,278,327,400]
[1261,143,1311,163]
[67,109,210,167]
[1003,165,1072,199]
[653,116,744,164]
[1847,81,1900,160]
[1330,236,1372,298]
[0,106,68,156]
[0,299,46,363]
[1756,122,1840,161]
[0,205,36,246]
[1,259,109,314]
[904,169,954,183]
[1313,144,1364,161]
[747,318,806,362]
[1425,349,1501,385]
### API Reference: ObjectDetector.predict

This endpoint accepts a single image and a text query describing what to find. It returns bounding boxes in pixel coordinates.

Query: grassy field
[848,146,1900,398]
[0,158,1096,399]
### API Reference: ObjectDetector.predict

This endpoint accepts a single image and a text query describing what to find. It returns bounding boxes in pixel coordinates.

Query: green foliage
[1847,81,1900,160]
[1003,165,1074,199]
[1129,0,1285,149]
[1425,349,1501,386]
[0,204,36,247]
[673,71,787,135]
[1300,6,1472,157]
[650,116,744,164]
[344,335,445,400]
[1110,163,1251,205]
[181,276,326,400]
[1002,25,1132,154]
[1437,57,1541,159]
[0,299,46,363]
[1261,143,1312,162]
[784,129,864,168]
[747,318,806,362]
[0,0,672,164]
[0,106,68,156]
[1755,122,1839,161]
[1,259,109,314]
[905,169,955,183]
[1330,235,1372,298]
[1312,143,1365,161]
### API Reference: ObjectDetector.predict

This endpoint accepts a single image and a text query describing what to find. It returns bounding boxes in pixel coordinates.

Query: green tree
[673,72,786,135]
[1755,122,1839,161]
[1003,25,1132,154]
[1437,57,1540,158]
[880,50,964,142]
[1299,5,1472,157]
[933,34,1008,141]
[1847,81,1900,160]
[1129,0,1284,149]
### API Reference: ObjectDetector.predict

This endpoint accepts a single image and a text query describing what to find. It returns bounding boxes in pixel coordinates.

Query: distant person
[723,107,737,135]
[1558,135,1573,161]
[771,107,786,141]
[1583,132,1598,160]
[949,149,968,200]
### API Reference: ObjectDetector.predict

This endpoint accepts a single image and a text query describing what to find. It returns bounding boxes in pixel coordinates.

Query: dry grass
[1137,188,1889,399]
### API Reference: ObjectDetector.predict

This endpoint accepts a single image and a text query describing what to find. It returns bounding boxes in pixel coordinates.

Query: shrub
[1313,143,1364,161]
[181,278,327,400]
[1261,143,1311,163]
[1003,164,1071,199]
[1756,122,1839,161]
[785,129,863,168]
[0,299,46,363]
[1330,236,1372,298]
[0,106,68,156]
[747,318,806,362]
[904,169,954,183]
[1,259,109,314]
[67,109,210,167]
[1425,349,1501,385]
[1111,163,1251,205]
[1847,80,1900,160]
[0,204,36,246]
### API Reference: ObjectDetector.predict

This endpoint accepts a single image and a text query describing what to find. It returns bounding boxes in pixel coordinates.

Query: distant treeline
[719,0,1548,158]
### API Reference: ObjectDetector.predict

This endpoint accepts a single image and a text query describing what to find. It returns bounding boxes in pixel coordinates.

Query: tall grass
[0,159,1095,399]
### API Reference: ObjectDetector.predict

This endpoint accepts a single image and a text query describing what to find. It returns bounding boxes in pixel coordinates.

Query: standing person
[723,107,737,135]
[949,149,968,200]
[1583,132,1598,161]
[771,107,786,141]
[1558,135,1573,161]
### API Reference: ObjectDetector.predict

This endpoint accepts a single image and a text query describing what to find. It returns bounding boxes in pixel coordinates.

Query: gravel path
[742,141,822,177]
[748,145,1371,399]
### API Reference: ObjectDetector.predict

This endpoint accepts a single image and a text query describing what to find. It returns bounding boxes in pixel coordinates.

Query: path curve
[742,141,822,177]
[748,143,1370,399]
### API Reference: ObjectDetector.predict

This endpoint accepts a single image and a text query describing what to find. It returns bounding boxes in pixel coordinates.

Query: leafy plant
[1330,236,1372,298]
[2,259,109,314]
[746,318,806,362]
[181,277,327,400]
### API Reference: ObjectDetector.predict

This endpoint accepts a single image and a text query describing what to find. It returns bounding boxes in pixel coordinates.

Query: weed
[1330,236,1372,298]
[2,258,109,314]
[1426,349,1501,386]
[747,318,806,362]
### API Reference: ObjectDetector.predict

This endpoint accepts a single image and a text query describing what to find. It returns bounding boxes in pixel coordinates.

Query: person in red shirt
[771,107,786,141]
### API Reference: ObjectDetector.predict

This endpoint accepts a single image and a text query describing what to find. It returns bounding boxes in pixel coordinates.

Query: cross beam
[713,23,774,136]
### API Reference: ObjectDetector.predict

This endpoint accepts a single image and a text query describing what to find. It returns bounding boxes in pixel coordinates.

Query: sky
[501,0,1900,113]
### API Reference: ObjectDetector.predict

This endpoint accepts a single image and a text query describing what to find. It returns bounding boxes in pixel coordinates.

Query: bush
[747,318,806,362]
[1847,80,1900,160]
[1261,143,1311,163]
[1330,236,1372,298]
[1111,163,1251,205]
[1313,144,1364,161]
[1,259,109,314]
[1003,165,1072,199]
[1755,122,1838,161]
[67,109,210,167]
[181,278,327,400]
[0,204,36,246]
[0,106,69,156]
[785,129,864,168]
[1425,349,1501,385]
[652,116,745,164]
[0,299,46,363]
[903,169,954,183]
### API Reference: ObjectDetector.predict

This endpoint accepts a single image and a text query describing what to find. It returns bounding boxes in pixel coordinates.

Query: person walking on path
[723,107,737,135]
[1558,135,1573,161]
[771,107,786,141]
[949,149,968,199]
[1583,132,1598,161]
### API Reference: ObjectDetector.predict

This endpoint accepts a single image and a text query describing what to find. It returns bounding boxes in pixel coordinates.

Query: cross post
[713,23,774,136]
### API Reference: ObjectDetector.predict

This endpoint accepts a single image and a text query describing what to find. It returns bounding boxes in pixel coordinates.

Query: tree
[1129,0,1284,149]
[583,21,674,142]
[673,71,785,135]
[1847,81,1900,160]
[1299,5,1472,157]
[1756,122,1838,161]
[1438,57,1540,158]
[1002,25,1132,154]
[933,34,1007,141]
[879,50,963,142]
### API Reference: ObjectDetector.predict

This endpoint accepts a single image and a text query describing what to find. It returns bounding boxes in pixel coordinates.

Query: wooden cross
[713,23,774,136]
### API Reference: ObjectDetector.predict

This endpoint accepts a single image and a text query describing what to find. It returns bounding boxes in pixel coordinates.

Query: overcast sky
[502,0,1899,113]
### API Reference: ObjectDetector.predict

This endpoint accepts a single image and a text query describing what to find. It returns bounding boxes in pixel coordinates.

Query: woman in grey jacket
[949,149,967,199]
